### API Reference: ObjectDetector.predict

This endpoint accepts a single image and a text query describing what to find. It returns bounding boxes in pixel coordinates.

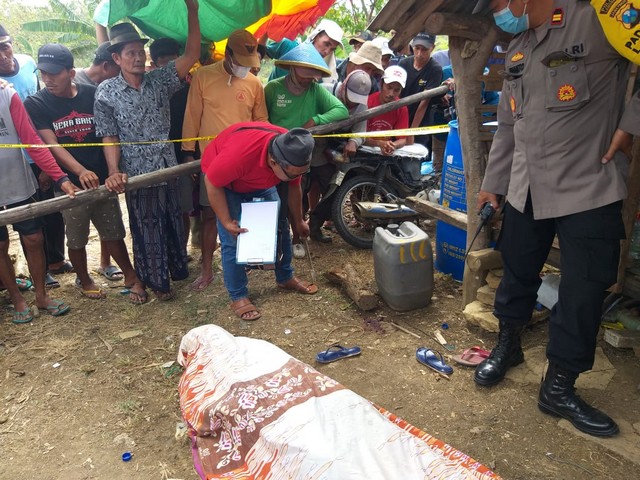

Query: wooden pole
[405,196,467,230]
[0,86,449,227]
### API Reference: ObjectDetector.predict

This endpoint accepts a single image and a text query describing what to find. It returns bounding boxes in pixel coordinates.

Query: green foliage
[324,0,387,38]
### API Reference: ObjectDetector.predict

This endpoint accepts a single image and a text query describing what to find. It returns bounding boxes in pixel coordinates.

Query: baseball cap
[271,128,315,167]
[349,30,374,46]
[382,65,407,88]
[0,24,11,45]
[473,0,491,14]
[344,70,372,105]
[309,19,344,48]
[372,37,394,57]
[36,43,74,74]
[94,41,114,63]
[348,41,383,72]
[226,29,260,68]
[411,32,436,49]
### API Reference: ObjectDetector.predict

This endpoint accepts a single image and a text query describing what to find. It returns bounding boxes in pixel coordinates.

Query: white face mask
[231,62,250,79]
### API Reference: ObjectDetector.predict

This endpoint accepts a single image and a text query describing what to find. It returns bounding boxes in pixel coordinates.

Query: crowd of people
[0,0,452,324]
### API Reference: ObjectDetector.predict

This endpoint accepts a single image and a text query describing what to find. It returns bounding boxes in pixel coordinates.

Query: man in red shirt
[202,122,317,320]
[366,65,409,155]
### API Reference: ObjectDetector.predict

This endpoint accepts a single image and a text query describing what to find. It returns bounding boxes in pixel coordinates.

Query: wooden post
[448,26,500,306]
[324,263,378,311]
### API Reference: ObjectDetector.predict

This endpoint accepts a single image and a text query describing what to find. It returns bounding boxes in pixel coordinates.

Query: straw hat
[275,42,332,77]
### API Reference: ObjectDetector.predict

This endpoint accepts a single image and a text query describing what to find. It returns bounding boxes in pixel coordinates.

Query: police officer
[472,0,640,437]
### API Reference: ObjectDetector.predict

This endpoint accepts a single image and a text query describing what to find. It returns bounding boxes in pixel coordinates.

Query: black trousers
[29,164,66,266]
[494,195,624,373]
[307,163,336,224]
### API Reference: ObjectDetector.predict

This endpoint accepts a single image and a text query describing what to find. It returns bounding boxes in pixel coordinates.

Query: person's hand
[38,171,52,191]
[59,180,79,198]
[223,219,248,237]
[477,190,500,211]
[184,0,199,13]
[343,140,357,157]
[78,169,100,190]
[602,129,633,164]
[378,140,396,156]
[442,78,455,92]
[105,172,128,193]
[302,119,316,129]
[295,220,310,239]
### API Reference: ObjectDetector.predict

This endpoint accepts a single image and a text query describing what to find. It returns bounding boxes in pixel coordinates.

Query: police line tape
[0,124,450,149]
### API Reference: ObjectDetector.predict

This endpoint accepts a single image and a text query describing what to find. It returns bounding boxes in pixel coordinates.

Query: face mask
[493,0,529,34]
[231,62,250,79]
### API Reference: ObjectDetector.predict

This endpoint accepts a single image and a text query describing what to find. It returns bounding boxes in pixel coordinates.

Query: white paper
[236,201,279,264]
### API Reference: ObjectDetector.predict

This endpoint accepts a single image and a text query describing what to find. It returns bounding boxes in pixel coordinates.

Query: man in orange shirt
[182,30,268,291]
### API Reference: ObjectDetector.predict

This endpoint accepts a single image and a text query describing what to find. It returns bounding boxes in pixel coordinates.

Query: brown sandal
[231,298,261,321]
[277,277,318,295]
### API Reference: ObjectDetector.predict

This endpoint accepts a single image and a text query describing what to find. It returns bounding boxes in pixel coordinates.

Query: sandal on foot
[12,307,34,324]
[128,289,148,305]
[96,265,124,281]
[416,347,453,375]
[231,298,261,321]
[316,344,361,364]
[277,277,318,295]
[48,261,74,275]
[40,299,71,317]
[45,273,60,289]
[80,288,107,300]
[190,275,214,292]
[16,278,32,291]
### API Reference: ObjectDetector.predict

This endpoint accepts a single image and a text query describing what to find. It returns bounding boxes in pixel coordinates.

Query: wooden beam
[466,248,502,273]
[424,13,492,40]
[405,196,467,230]
[380,0,445,53]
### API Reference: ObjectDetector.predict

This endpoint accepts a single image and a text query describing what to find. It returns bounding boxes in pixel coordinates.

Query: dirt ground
[1,211,639,480]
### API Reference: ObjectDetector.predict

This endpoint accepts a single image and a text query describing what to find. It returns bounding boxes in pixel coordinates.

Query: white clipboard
[236,200,280,265]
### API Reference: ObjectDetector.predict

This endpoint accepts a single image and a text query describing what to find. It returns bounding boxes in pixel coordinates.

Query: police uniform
[482,0,640,374]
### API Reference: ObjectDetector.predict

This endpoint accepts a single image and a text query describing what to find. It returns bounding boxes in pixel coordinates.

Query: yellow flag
[591,0,640,64]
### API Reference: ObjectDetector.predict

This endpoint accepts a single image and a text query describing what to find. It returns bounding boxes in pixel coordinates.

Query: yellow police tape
[0,124,450,149]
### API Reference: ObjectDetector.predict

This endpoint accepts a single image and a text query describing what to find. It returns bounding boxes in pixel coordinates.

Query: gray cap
[473,0,491,14]
[271,128,314,167]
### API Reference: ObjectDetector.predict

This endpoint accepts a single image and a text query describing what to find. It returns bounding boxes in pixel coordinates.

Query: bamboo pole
[0,85,450,227]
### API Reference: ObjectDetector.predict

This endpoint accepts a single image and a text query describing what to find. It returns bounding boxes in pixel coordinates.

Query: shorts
[0,196,45,242]
[59,195,126,250]
[179,173,195,213]
[199,173,211,208]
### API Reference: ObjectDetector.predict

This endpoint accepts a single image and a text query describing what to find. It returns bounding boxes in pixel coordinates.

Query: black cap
[271,128,314,167]
[37,43,74,74]
[473,0,491,14]
[108,23,148,53]
[411,32,436,48]
[0,24,11,45]
[94,41,114,63]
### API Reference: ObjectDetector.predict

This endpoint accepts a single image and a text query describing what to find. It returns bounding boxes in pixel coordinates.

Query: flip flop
[16,278,32,291]
[316,344,362,364]
[128,289,148,305]
[96,265,124,281]
[45,273,60,289]
[231,298,261,321]
[48,261,74,275]
[416,347,454,375]
[40,299,71,317]
[80,288,107,300]
[277,277,318,295]
[12,307,34,324]
[452,346,491,367]
[190,275,214,292]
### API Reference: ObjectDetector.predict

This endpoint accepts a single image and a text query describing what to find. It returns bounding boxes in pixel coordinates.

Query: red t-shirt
[366,92,409,140]
[201,121,302,193]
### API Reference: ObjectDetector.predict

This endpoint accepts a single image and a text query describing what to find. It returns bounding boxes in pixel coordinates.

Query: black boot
[474,322,524,386]
[538,363,619,437]
[309,216,332,243]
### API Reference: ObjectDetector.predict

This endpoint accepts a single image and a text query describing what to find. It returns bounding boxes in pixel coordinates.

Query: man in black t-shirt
[398,32,444,170]
[24,43,144,303]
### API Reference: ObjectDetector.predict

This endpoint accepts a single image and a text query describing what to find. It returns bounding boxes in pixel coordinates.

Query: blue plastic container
[435,120,467,281]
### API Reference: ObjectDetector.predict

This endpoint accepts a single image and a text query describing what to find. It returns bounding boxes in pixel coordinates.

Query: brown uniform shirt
[482,0,640,219]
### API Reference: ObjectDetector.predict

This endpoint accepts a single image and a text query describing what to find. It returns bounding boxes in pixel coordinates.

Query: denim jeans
[218,187,294,301]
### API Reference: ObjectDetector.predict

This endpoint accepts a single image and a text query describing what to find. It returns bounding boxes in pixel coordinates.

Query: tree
[324,0,387,38]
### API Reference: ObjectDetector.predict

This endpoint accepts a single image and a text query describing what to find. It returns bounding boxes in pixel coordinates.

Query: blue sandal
[41,299,70,317]
[12,307,34,324]
[316,344,361,364]
[416,347,453,375]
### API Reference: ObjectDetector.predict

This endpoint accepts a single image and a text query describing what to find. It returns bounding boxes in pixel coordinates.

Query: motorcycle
[322,143,440,249]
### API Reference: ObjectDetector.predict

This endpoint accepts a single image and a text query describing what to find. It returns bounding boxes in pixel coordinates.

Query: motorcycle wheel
[331,174,398,249]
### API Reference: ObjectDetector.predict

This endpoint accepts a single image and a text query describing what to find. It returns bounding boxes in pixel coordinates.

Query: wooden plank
[424,13,491,41]
[405,196,467,230]
[466,248,502,273]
